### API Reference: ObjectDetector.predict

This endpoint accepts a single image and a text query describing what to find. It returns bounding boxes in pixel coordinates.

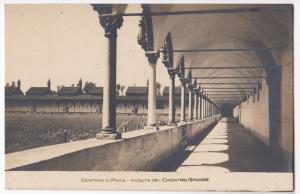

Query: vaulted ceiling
[114,4,293,106]
[149,4,293,106]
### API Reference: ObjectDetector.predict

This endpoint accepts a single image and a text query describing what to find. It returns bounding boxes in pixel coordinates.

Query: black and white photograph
[3,2,295,192]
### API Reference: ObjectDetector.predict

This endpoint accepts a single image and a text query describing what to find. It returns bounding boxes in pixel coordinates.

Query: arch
[186,69,192,84]
[137,5,154,51]
[162,32,174,68]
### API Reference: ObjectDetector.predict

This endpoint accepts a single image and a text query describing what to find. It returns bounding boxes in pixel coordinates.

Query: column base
[179,120,187,124]
[145,124,158,130]
[167,121,177,126]
[96,130,121,140]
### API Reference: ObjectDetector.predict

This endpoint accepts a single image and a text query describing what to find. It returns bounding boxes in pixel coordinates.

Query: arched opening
[221,103,234,117]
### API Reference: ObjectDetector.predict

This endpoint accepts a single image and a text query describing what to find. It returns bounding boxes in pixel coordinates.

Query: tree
[57,85,65,93]
[83,82,96,93]
[156,82,161,96]
[17,79,21,89]
[120,85,125,95]
[11,81,16,87]
[116,84,121,95]
[116,84,125,95]
[47,79,51,89]
[77,78,82,88]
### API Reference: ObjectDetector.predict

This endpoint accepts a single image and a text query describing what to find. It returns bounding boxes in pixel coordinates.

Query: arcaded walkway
[156,117,288,172]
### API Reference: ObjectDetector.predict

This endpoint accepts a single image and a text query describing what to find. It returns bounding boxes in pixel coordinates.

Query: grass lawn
[5,113,168,153]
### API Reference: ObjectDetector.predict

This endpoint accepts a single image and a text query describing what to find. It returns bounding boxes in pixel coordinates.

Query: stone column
[207,101,210,117]
[200,97,203,119]
[193,89,198,120]
[201,97,204,118]
[210,102,212,117]
[188,85,194,121]
[207,100,210,117]
[215,104,216,115]
[209,101,212,117]
[199,94,202,120]
[206,100,209,117]
[168,69,176,125]
[180,82,186,122]
[94,13,123,140]
[146,51,159,128]
[214,104,216,115]
[204,98,207,118]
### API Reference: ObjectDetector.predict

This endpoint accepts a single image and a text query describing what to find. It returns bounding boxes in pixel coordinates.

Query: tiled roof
[58,87,83,95]
[5,87,24,96]
[126,86,148,96]
[26,87,52,96]
[85,87,103,95]
[162,86,189,96]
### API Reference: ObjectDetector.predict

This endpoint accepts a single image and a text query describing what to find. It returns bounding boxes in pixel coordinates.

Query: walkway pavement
[156,117,288,172]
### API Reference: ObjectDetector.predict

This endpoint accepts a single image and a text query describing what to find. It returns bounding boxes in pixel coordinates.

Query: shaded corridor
[156,117,288,172]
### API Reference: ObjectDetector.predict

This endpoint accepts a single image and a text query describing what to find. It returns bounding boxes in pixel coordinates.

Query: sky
[5,4,180,92]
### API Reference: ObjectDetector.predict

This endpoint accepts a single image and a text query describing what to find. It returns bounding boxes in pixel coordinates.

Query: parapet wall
[6,115,221,171]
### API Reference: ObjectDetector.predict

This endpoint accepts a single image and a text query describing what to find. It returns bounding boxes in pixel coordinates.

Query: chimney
[17,79,21,89]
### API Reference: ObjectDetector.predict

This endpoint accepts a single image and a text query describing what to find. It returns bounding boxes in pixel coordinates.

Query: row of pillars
[178,82,220,124]
[92,6,220,140]
[148,54,221,127]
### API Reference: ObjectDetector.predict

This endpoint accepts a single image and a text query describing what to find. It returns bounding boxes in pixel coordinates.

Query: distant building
[57,79,83,96]
[25,79,53,96]
[26,87,53,96]
[85,87,103,96]
[162,86,189,96]
[5,83,187,115]
[125,86,147,96]
[5,79,24,96]
[57,87,83,96]
[5,87,24,96]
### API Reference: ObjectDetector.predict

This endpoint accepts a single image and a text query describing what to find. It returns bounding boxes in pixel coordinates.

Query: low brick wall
[6,115,221,171]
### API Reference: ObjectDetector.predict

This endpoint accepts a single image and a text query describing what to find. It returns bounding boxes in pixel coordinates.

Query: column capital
[180,80,186,87]
[193,88,198,93]
[168,68,176,79]
[180,77,187,86]
[188,84,194,90]
[98,15,123,38]
[92,4,123,37]
[146,51,160,64]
